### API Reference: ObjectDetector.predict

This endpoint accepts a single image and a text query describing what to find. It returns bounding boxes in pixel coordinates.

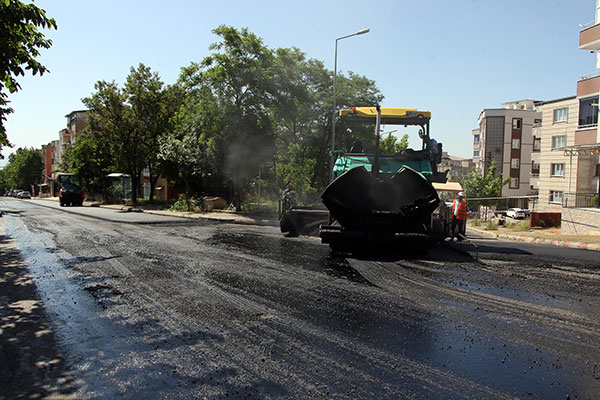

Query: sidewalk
[34,196,281,228]
[467,222,600,252]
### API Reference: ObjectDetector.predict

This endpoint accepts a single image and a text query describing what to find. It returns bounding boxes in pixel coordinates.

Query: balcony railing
[563,192,600,208]
[580,20,597,30]
[579,70,600,80]
[577,123,598,130]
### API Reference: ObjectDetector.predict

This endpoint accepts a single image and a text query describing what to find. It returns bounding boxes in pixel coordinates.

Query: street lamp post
[330,28,370,182]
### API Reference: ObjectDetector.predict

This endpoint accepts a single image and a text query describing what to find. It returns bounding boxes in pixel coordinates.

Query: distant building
[56,110,88,167]
[439,152,475,182]
[474,100,542,205]
[41,140,59,183]
[65,110,88,142]
[472,128,481,165]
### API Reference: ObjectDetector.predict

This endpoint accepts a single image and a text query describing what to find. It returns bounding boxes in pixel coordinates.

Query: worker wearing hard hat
[451,192,467,241]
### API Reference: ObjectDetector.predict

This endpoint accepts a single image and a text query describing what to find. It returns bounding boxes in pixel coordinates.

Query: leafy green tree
[3,147,42,191]
[0,167,8,193]
[178,26,277,210]
[157,133,212,196]
[0,0,57,157]
[82,64,178,203]
[61,130,115,196]
[269,47,383,200]
[459,161,510,208]
[380,133,409,155]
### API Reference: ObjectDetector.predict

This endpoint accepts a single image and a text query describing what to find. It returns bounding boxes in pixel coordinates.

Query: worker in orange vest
[451,191,467,240]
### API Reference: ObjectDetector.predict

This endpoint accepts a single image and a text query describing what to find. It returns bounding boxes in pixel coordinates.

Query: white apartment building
[473,100,542,203]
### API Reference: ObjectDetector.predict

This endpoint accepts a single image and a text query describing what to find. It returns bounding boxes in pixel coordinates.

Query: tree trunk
[130,171,139,205]
[148,165,159,202]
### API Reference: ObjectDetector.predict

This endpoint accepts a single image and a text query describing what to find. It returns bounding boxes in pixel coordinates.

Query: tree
[0,0,57,157]
[81,64,178,203]
[459,162,510,208]
[180,26,277,210]
[60,130,115,196]
[380,133,409,155]
[2,147,42,191]
[269,48,383,199]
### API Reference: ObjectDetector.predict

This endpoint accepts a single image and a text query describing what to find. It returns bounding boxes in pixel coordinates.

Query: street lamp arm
[336,28,370,42]
[330,28,370,182]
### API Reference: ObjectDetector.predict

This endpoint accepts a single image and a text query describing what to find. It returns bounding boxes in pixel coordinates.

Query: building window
[533,119,542,127]
[578,96,598,128]
[512,138,520,149]
[473,135,480,144]
[549,190,563,204]
[533,137,541,152]
[551,163,565,177]
[512,118,522,130]
[511,158,520,169]
[596,164,600,177]
[509,178,519,189]
[553,108,568,123]
[551,135,566,149]
[473,149,480,157]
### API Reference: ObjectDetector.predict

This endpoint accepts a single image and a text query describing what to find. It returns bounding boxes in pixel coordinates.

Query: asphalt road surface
[1,198,599,399]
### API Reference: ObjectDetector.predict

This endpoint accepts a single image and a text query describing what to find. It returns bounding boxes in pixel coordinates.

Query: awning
[432,181,463,192]
[559,143,600,156]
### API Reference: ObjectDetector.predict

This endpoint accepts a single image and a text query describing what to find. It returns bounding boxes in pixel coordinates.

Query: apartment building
[56,110,88,167]
[529,1,600,234]
[474,100,542,201]
[472,128,481,165]
[533,2,600,213]
[439,152,475,182]
[536,97,582,210]
[41,140,59,183]
[65,110,88,142]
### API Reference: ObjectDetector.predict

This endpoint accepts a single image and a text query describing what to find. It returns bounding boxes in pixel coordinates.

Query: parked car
[17,191,31,199]
[506,208,526,219]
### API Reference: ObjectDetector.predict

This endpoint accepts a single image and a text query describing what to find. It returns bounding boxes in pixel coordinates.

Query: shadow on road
[0,234,79,399]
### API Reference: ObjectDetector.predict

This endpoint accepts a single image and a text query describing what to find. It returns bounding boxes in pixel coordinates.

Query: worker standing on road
[282,184,296,213]
[451,192,467,241]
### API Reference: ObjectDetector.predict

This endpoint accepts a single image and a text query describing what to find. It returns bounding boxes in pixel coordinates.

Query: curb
[468,226,600,252]
[31,197,280,228]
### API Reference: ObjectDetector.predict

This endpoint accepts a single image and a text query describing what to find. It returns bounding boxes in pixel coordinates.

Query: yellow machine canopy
[339,107,431,126]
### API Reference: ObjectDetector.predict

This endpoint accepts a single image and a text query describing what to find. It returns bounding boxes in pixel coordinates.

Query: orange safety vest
[452,199,467,220]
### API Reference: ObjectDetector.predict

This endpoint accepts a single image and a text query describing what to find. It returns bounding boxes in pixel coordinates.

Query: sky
[2,0,597,166]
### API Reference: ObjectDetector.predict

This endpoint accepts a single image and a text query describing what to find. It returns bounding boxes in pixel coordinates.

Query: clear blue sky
[2,0,596,165]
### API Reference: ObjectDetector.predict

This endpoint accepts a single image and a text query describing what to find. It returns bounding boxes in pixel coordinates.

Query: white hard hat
[458,191,464,197]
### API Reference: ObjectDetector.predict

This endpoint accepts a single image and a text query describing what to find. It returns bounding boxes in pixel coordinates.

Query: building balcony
[580,21,600,50]
[577,72,600,97]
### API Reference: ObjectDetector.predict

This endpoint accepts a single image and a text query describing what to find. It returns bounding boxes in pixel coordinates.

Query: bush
[506,219,530,231]
[170,194,202,212]
[485,220,498,230]
[471,218,482,227]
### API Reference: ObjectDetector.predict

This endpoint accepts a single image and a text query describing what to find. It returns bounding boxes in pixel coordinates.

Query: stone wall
[561,207,600,235]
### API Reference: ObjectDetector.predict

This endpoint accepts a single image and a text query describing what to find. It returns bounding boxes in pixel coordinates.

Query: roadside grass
[505,219,530,231]
[515,232,600,243]
[469,217,600,244]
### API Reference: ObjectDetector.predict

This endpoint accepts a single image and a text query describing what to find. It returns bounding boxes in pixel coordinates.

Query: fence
[562,192,600,208]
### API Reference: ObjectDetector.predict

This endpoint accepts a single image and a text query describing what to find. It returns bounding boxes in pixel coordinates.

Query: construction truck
[280,106,452,252]
[56,173,85,207]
